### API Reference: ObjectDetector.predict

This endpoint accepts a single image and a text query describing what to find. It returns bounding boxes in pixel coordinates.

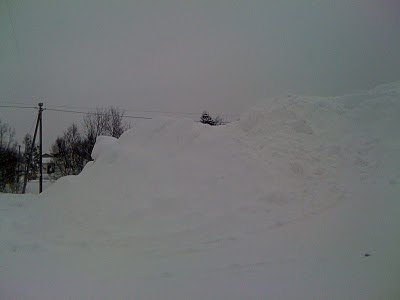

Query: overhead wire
[45,108,153,120]
[44,104,239,117]
[121,108,238,117]
[0,105,37,109]
[26,115,38,137]
[1,100,239,118]
[0,105,37,148]
[1,103,238,121]
[0,101,37,106]
[1,102,234,148]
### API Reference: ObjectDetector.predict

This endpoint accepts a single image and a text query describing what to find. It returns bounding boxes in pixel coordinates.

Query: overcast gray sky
[1,0,400,150]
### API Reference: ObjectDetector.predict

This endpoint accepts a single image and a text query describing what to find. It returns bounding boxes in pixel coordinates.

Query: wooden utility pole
[22,103,44,194]
[15,145,21,193]
[39,103,43,193]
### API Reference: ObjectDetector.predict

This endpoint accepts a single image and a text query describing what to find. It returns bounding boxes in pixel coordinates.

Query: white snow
[25,180,54,194]
[1,82,400,299]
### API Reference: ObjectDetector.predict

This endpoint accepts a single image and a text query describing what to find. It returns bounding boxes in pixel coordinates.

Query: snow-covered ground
[25,180,54,194]
[1,82,399,299]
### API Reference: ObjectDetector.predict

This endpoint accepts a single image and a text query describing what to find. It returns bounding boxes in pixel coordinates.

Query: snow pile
[24,82,397,244]
[28,111,345,242]
[1,82,399,299]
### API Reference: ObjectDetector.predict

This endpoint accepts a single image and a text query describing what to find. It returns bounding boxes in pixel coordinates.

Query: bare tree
[48,108,131,178]
[82,107,130,160]
[51,123,87,177]
[109,107,130,138]
[23,134,40,180]
[0,119,16,150]
[0,120,18,192]
[0,147,18,192]
[213,115,224,126]
[83,108,109,151]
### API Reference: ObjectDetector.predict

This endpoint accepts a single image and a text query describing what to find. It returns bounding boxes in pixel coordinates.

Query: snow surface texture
[25,180,54,195]
[1,82,400,299]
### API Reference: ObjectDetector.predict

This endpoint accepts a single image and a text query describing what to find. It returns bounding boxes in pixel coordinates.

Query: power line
[123,115,153,120]
[45,104,239,117]
[1,100,239,117]
[0,101,36,106]
[45,108,152,120]
[121,108,238,117]
[0,105,39,137]
[45,108,101,115]
[1,105,152,119]
[45,104,98,110]
[0,105,37,109]
[1,103,238,120]
[27,116,38,136]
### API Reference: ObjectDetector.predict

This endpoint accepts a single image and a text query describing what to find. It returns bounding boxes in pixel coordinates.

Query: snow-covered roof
[42,157,54,164]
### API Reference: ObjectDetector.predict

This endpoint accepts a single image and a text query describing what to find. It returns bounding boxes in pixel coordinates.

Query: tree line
[51,107,131,177]
[0,120,39,192]
[52,109,223,177]
[0,108,224,192]
[0,107,130,192]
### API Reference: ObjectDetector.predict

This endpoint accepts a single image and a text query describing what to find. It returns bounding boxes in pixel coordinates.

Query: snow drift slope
[30,82,399,243]
[1,82,399,299]
[32,111,346,242]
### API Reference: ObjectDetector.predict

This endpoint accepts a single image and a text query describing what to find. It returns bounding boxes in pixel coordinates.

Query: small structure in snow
[42,153,56,175]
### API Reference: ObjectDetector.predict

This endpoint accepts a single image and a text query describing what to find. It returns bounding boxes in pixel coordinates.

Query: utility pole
[39,103,44,193]
[15,145,21,193]
[22,103,44,194]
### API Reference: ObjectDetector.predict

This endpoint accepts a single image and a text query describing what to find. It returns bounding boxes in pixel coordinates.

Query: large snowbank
[1,82,399,299]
